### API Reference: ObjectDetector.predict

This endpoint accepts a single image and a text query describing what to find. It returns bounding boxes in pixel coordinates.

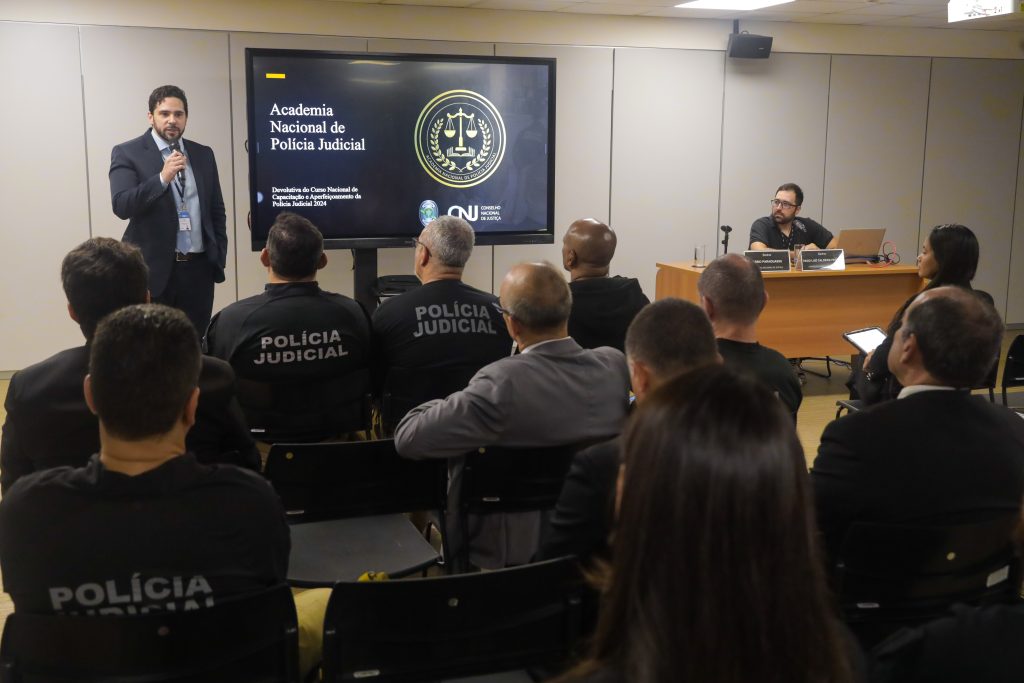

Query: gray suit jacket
[395,337,631,568]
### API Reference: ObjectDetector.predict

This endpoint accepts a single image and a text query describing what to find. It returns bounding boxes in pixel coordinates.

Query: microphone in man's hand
[168,141,186,186]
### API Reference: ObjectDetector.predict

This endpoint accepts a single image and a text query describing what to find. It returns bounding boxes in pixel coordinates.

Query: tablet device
[843,327,886,354]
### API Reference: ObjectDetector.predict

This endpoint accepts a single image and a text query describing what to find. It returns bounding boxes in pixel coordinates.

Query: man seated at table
[697,253,802,418]
[561,218,649,352]
[0,304,289,615]
[749,183,837,251]
[395,261,632,569]
[811,286,1024,567]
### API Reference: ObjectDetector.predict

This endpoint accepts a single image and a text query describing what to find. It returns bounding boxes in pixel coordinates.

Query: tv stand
[353,248,379,313]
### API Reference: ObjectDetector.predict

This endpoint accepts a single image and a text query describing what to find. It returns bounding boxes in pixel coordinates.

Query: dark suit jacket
[1,346,259,493]
[109,130,227,297]
[537,437,620,564]
[870,603,1024,683]
[811,390,1024,566]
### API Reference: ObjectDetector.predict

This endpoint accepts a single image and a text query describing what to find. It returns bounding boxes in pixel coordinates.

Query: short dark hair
[624,299,718,379]
[61,238,149,340]
[266,212,324,279]
[564,365,852,683]
[503,262,572,332]
[89,304,201,440]
[903,286,1003,388]
[777,182,804,207]
[148,85,188,115]
[697,254,766,326]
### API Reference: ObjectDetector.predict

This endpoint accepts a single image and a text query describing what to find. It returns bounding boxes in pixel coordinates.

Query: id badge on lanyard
[178,202,192,233]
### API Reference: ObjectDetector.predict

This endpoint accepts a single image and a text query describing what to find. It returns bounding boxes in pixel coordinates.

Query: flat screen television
[245,49,556,250]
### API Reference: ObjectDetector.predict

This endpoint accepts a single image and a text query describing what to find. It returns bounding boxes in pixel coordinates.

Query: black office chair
[380,364,481,434]
[451,445,579,571]
[237,367,372,443]
[835,398,864,419]
[834,515,1022,649]
[321,557,588,683]
[264,439,447,586]
[0,584,300,683]
[1001,334,1024,406]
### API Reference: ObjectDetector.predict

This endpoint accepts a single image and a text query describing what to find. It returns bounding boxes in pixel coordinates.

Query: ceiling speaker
[728,32,773,59]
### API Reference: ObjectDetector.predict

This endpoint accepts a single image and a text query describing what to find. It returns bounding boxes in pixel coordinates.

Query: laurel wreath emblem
[429,118,458,171]
[428,116,493,174]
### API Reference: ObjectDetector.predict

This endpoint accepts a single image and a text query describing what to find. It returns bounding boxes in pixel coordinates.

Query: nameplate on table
[800,249,845,271]
[744,250,791,272]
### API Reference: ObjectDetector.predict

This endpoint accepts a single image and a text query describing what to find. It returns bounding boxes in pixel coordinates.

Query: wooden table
[655,261,922,358]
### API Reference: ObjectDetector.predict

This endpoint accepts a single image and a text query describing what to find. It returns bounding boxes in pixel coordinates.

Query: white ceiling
[323,0,1024,31]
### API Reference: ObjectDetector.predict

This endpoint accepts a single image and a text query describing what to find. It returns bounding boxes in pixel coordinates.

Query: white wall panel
[611,48,726,298]
[0,23,89,370]
[823,55,930,262]
[1009,112,1024,326]
[920,58,1024,317]
[720,53,831,250]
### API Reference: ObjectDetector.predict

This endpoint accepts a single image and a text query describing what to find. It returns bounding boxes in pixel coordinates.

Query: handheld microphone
[168,140,186,187]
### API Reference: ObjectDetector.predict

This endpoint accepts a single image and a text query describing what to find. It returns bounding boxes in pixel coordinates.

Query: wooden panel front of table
[655,261,922,358]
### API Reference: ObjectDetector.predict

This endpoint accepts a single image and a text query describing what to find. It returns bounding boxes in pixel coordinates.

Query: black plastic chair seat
[287,516,440,587]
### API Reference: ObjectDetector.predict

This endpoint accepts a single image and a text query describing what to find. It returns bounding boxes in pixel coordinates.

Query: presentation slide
[246,50,555,249]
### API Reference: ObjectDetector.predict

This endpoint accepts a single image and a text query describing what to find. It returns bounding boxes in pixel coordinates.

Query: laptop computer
[834,228,886,263]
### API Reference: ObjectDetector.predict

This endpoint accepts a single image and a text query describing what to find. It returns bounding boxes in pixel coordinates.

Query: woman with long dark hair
[556,365,855,683]
[855,224,990,404]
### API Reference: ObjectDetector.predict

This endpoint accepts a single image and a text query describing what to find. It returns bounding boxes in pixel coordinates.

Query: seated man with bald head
[562,218,649,351]
[812,286,1024,567]
[697,253,802,418]
[395,261,631,569]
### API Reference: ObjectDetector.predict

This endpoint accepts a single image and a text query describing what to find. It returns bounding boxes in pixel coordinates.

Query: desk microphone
[720,225,733,254]
[168,140,186,188]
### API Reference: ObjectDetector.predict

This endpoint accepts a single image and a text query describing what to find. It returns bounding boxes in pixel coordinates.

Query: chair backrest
[321,557,586,683]
[460,445,579,514]
[1002,334,1024,403]
[836,515,1021,624]
[237,367,372,442]
[380,364,481,432]
[264,439,447,523]
[0,584,299,683]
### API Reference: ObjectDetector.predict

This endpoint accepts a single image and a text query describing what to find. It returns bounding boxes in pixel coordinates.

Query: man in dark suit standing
[109,85,227,333]
[811,286,1024,566]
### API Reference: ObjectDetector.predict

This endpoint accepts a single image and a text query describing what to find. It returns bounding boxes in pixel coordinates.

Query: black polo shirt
[749,216,833,250]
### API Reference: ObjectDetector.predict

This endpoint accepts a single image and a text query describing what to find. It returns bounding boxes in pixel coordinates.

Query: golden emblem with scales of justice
[415,89,506,188]
[444,108,478,158]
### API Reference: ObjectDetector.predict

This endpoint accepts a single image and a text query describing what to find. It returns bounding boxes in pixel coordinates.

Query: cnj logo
[447,205,478,221]
[414,90,506,188]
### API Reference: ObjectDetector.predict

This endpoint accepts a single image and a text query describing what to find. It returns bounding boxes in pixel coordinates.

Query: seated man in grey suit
[812,286,1024,567]
[395,261,632,569]
[1,238,258,494]
[538,298,722,565]
[697,253,802,418]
